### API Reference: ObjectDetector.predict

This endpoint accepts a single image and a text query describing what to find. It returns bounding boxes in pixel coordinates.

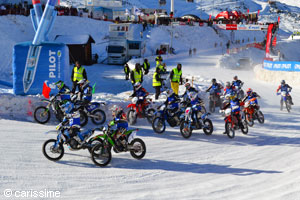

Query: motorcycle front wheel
[245,113,254,127]
[225,122,235,139]
[34,106,51,124]
[152,116,166,134]
[203,119,213,135]
[241,121,248,134]
[129,138,146,159]
[256,111,265,124]
[91,143,112,167]
[42,139,64,161]
[79,110,88,127]
[91,109,106,125]
[180,121,192,139]
[146,108,155,124]
[127,109,137,125]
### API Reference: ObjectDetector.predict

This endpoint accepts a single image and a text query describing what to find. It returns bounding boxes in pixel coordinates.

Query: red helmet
[246,88,253,95]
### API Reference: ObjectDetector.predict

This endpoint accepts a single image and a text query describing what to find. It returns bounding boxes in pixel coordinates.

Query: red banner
[32,0,41,5]
[265,24,274,58]
[226,24,237,30]
[209,15,212,21]
[257,10,260,16]
[247,9,249,13]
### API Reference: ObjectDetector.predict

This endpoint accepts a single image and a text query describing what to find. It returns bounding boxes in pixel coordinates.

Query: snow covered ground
[1,0,300,199]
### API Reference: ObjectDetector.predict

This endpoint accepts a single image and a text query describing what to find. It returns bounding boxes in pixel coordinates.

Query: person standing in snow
[130,63,143,91]
[124,63,130,80]
[153,67,163,100]
[142,59,150,75]
[71,61,87,93]
[170,63,183,96]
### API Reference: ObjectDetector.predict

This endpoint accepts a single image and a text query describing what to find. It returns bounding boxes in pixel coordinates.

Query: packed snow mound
[254,65,300,86]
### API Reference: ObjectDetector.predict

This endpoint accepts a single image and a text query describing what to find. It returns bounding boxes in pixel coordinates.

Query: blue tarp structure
[12,41,70,95]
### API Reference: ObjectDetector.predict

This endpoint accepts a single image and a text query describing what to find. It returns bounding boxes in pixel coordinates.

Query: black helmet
[211,78,216,84]
[281,80,285,85]
[233,75,238,80]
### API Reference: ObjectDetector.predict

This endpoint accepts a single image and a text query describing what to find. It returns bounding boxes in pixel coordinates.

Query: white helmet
[132,97,138,104]
[134,82,142,90]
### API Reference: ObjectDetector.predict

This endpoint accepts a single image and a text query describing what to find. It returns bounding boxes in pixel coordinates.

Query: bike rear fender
[127,104,136,109]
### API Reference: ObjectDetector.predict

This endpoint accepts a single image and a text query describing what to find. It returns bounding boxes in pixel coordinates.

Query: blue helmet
[61,101,74,114]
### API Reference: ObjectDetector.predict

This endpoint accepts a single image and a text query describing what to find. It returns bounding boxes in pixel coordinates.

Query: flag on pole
[209,14,212,21]
[247,9,249,13]
[42,81,51,99]
[257,10,260,16]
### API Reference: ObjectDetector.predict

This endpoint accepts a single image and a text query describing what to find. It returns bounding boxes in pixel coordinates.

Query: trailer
[107,23,142,65]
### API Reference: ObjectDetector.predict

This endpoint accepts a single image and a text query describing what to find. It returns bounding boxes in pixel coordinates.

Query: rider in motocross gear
[206,78,223,94]
[223,81,236,96]
[276,80,293,105]
[232,75,243,88]
[60,101,83,142]
[181,82,198,102]
[55,80,71,101]
[109,105,129,149]
[222,94,245,134]
[78,79,92,105]
[164,89,180,115]
[130,83,150,111]
[187,91,205,127]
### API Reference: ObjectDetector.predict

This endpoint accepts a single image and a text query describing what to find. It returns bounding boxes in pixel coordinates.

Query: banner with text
[263,60,300,72]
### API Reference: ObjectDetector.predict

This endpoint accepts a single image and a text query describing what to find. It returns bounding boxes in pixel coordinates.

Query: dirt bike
[224,108,248,139]
[74,101,106,127]
[180,101,213,139]
[208,91,221,113]
[34,95,66,124]
[90,126,146,167]
[243,98,264,127]
[127,97,155,125]
[152,101,186,134]
[278,91,292,112]
[235,85,245,99]
[42,121,101,161]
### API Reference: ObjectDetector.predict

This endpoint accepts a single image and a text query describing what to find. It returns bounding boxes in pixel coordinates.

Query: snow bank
[254,65,300,86]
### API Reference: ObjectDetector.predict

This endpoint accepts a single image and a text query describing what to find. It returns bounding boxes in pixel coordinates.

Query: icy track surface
[1,50,300,200]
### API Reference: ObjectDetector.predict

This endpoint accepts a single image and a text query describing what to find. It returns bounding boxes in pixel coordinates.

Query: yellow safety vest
[156,64,165,72]
[132,69,142,83]
[73,66,85,82]
[171,68,182,82]
[152,72,161,87]
[143,62,150,70]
